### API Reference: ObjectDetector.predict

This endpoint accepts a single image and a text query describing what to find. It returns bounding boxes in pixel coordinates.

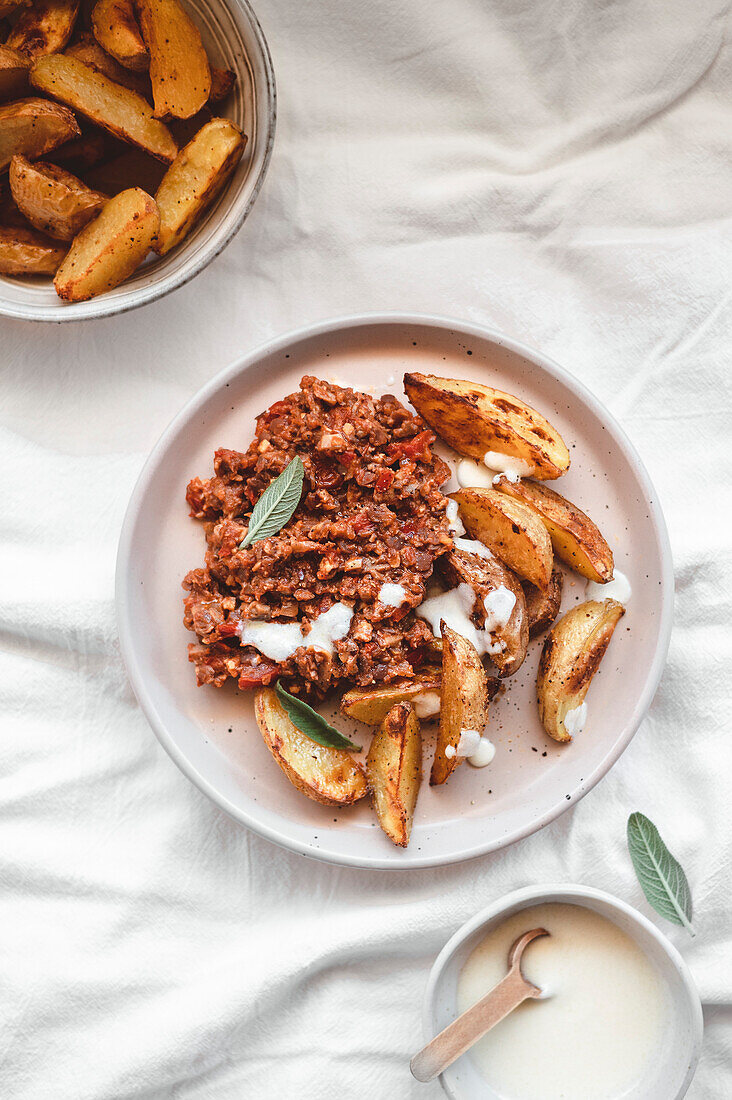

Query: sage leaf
[627,812,694,936]
[240,455,305,548]
[275,681,361,752]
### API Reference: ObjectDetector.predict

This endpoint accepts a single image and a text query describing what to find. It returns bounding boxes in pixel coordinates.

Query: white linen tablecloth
[1,0,731,1096]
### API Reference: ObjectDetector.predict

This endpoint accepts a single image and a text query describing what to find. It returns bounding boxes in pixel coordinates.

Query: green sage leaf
[275,681,361,751]
[627,812,694,936]
[240,455,305,548]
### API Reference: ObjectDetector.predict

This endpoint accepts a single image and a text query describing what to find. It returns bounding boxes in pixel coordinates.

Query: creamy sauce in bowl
[456,903,669,1100]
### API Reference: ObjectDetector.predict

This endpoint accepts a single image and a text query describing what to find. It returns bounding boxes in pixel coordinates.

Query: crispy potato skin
[136,0,211,119]
[524,567,564,638]
[537,598,625,742]
[450,487,554,589]
[438,548,528,678]
[91,0,148,71]
[53,185,158,300]
[367,702,422,847]
[493,476,614,584]
[66,33,150,94]
[341,668,441,726]
[430,623,490,786]
[6,0,80,59]
[153,116,244,254]
[255,687,368,807]
[0,225,66,273]
[0,45,30,102]
[0,96,80,171]
[10,154,107,239]
[30,54,178,162]
[404,372,570,479]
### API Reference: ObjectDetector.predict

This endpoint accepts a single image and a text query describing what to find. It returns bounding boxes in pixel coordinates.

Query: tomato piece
[375,469,394,491]
[237,660,280,688]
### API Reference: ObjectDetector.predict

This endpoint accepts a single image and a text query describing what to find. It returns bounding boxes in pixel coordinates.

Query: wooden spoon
[410,927,549,1083]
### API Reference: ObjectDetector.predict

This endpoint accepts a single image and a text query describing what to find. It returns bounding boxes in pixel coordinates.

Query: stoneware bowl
[0,0,275,322]
[423,884,703,1100]
[116,313,674,869]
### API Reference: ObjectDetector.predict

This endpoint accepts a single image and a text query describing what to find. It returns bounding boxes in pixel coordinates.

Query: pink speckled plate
[116,314,673,869]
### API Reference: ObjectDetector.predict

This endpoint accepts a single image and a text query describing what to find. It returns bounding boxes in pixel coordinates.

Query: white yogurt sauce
[416,584,503,657]
[483,585,516,631]
[455,454,533,489]
[453,536,493,560]
[378,582,407,607]
[483,450,534,482]
[563,700,588,738]
[445,498,465,536]
[456,458,497,490]
[444,729,496,767]
[238,602,353,661]
[457,903,669,1100]
[467,736,496,767]
[585,568,632,605]
[412,691,441,719]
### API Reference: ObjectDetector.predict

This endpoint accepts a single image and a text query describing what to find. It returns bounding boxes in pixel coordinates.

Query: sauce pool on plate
[456,903,669,1100]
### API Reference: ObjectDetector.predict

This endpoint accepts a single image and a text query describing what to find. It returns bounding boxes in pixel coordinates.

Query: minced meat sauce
[183,375,453,697]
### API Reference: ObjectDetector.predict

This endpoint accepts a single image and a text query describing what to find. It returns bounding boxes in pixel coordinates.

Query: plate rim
[115,311,675,869]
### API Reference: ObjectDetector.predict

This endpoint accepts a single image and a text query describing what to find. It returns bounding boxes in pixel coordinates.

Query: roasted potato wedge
[493,476,614,584]
[31,54,177,162]
[404,373,570,480]
[0,97,80,171]
[431,623,491,785]
[66,33,149,94]
[91,0,148,71]
[136,0,210,119]
[254,686,368,807]
[437,548,528,677]
[153,116,244,254]
[341,668,441,726]
[209,66,235,103]
[54,185,158,300]
[10,154,106,239]
[367,701,421,847]
[450,488,554,590]
[0,224,66,273]
[84,144,165,193]
[537,598,625,742]
[0,46,30,102]
[523,567,563,638]
[6,0,80,59]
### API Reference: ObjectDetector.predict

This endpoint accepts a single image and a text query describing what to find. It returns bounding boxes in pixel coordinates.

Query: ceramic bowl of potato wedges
[0,0,275,320]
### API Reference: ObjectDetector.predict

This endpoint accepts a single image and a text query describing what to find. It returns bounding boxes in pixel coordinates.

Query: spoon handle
[410,968,536,1083]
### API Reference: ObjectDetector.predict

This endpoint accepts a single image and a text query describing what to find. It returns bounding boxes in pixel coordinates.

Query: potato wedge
[437,548,528,677]
[136,0,210,119]
[10,154,106,239]
[367,701,421,847]
[341,668,441,726]
[493,476,614,584]
[404,373,570,480]
[6,0,79,59]
[0,97,80,172]
[0,225,66,273]
[66,33,149,94]
[31,54,177,162]
[450,488,554,590]
[254,686,368,807]
[209,66,235,103]
[431,623,490,786]
[54,185,158,300]
[0,46,30,102]
[537,599,625,742]
[153,117,244,254]
[84,144,165,193]
[91,0,148,71]
[523,567,563,638]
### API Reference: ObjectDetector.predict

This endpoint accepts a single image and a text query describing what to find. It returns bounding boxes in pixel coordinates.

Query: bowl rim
[422,883,704,1100]
[0,0,277,324]
[115,310,675,869]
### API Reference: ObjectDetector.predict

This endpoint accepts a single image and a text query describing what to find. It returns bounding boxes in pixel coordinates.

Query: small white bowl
[0,0,275,322]
[423,884,702,1100]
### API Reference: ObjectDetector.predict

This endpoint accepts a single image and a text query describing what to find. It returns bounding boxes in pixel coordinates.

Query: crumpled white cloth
[1,0,731,1096]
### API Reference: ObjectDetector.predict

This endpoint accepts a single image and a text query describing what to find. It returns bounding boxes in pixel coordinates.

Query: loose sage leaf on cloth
[627,812,694,936]
[240,455,305,548]
[275,681,361,752]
